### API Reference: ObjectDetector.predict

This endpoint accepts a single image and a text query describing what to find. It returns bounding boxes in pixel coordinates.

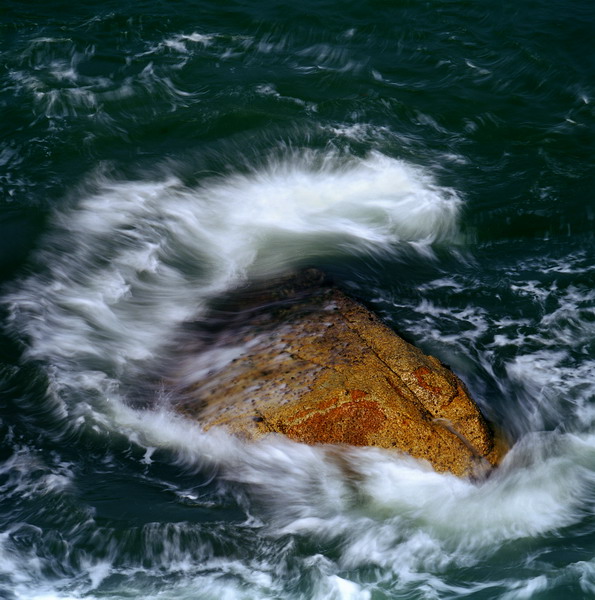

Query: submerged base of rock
[170,270,506,477]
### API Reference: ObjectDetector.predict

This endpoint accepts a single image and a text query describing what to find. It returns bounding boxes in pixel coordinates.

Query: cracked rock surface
[170,270,507,477]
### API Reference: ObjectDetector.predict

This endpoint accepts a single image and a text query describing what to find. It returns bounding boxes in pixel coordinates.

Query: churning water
[1,1,595,598]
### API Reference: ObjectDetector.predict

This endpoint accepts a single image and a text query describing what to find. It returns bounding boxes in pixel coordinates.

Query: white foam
[6,150,460,424]
[4,415,595,599]
[500,576,549,600]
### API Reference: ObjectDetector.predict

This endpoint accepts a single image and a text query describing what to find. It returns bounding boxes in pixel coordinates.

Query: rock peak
[169,269,507,477]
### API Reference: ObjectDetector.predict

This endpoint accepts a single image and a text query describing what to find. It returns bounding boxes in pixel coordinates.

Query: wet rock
[170,270,506,477]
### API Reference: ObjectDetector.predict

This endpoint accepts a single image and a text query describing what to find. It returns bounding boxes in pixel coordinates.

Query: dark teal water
[2,1,595,598]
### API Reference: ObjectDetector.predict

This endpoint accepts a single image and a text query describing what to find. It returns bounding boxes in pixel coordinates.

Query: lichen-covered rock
[169,270,506,477]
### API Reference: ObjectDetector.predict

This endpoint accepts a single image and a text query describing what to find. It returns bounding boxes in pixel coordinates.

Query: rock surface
[170,270,506,477]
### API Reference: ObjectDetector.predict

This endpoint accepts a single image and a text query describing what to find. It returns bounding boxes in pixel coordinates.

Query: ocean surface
[1,1,595,598]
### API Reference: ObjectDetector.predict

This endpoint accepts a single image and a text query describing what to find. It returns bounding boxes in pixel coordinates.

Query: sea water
[1,1,595,598]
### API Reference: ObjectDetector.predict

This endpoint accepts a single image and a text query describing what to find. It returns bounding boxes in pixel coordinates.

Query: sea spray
[5,149,461,434]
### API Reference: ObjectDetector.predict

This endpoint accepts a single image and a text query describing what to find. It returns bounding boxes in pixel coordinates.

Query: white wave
[254,83,316,110]
[115,401,595,543]
[5,410,594,600]
[326,122,395,143]
[5,150,460,423]
[294,43,367,74]
[4,358,595,600]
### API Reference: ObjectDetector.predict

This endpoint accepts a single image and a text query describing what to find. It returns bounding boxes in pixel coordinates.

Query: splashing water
[5,149,460,425]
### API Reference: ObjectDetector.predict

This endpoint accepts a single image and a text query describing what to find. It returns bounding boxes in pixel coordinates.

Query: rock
[169,269,506,477]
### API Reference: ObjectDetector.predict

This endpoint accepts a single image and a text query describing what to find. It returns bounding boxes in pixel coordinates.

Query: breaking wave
[5,149,460,433]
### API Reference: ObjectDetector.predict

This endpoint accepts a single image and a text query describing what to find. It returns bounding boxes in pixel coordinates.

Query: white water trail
[5,149,460,426]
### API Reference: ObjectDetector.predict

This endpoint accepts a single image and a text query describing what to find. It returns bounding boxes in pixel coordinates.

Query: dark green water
[1,1,595,598]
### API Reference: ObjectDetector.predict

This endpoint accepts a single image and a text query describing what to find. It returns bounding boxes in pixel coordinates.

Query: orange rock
[170,270,507,477]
